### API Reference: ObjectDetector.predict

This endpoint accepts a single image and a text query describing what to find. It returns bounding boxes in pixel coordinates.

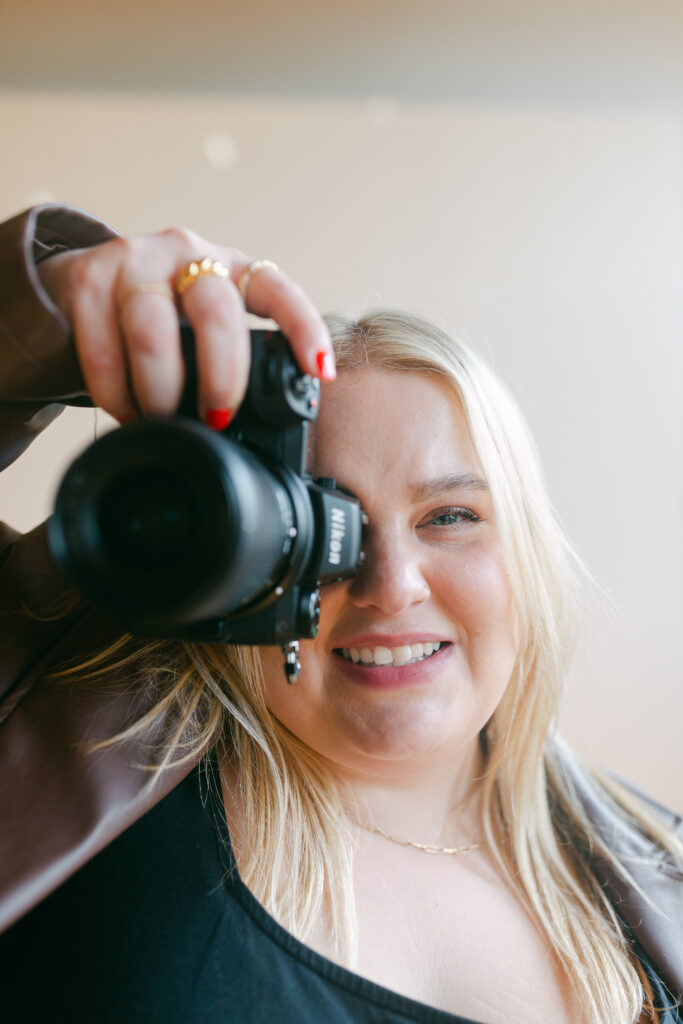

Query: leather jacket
[0,205,681,998]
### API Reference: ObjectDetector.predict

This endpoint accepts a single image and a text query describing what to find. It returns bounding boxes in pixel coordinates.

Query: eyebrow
[333,473,489,505]
[410,473,490,502]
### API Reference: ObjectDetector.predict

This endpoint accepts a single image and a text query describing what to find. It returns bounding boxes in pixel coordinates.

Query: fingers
[71,287,139,423]
[40,230,333,428]
[38,248,137,423]
[179,273,249,423]
[237,262,335,382]
[51,247,142,424]
[118,289,183,417]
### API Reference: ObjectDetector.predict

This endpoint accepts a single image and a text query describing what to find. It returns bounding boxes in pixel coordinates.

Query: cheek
[258,647,292,722]
[258,642,324,737]
[438,544,519,667]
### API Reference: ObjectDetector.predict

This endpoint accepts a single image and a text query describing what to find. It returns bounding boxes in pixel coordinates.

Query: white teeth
[339,642,443,667]
[392,645,413,665]
[373,646,394,665]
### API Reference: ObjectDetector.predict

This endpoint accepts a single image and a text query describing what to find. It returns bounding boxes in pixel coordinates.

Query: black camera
[48,327,363,680]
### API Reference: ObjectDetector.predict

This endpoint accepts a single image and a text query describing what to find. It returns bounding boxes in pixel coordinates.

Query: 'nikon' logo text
[328,508,346,565]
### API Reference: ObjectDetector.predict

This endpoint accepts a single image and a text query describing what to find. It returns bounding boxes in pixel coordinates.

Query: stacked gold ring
[176,257,230,297]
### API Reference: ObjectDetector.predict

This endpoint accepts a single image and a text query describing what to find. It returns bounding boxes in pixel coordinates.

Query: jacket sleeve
[0,207,196,936]
[0,205,118,700]
[556,740,683,999]
[0,203,118,471]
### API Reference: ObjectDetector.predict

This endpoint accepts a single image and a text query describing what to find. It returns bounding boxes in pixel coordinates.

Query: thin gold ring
[237,258,280,302]
[118,283,175,313]
[176,257,230,298]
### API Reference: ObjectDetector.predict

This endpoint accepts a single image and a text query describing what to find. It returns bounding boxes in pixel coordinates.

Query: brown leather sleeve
[0,205,119,697]
[0,204,117,471]
[0,206,197,935]
[0,605,196,936]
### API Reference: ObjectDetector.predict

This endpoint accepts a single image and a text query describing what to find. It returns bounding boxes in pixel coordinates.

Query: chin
[334,695,469,765]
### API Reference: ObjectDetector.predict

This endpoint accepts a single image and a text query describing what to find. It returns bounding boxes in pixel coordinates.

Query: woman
[0,205,681,1024]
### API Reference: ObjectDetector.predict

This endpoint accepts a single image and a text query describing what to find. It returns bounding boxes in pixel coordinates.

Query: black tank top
[1,752,677,1023]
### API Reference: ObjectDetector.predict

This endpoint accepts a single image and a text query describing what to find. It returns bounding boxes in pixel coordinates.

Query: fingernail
[205,408,233,430]
[316,350,336,381]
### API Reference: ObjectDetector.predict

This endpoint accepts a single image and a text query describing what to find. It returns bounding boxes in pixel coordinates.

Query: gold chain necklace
[358,822,482,856]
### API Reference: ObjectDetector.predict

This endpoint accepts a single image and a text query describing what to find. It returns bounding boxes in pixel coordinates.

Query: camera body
[49,327,363,668]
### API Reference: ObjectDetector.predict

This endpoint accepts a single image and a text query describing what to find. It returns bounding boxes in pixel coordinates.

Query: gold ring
[237,258,280,302]
[118,283,175,313]
[176,257,230,297]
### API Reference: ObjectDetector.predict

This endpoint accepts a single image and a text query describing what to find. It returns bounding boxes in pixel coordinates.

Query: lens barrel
[49,418,309,627]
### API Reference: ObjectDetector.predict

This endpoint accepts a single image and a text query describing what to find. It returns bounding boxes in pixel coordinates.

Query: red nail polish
[205,408,233,430]
[316,350,336,381]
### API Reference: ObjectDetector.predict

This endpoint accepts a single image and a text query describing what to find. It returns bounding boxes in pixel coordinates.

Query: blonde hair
[60,309,680,1024]
[324,310,683,1023]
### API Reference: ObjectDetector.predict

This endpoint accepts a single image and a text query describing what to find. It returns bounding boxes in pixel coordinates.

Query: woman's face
[260,364,519,780]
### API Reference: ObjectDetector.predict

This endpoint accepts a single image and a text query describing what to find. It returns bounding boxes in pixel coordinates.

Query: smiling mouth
[334,642,447,667]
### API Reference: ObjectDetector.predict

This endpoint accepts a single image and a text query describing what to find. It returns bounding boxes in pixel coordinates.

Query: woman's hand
[36,227,334,425]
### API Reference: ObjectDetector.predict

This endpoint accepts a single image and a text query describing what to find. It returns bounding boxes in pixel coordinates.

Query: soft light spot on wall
[24,188,56,206]
[203,131,239,169]
[364,95,399,125]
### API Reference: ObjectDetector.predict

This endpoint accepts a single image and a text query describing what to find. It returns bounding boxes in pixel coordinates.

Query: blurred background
[1,1,681,809]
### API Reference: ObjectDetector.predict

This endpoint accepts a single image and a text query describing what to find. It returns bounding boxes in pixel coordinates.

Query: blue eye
[426,507,480,527]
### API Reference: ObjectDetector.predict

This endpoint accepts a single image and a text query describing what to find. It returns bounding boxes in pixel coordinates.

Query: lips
[330,636,453,690]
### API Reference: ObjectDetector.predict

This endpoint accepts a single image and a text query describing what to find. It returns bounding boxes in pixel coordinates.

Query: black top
[1,753,678,1024]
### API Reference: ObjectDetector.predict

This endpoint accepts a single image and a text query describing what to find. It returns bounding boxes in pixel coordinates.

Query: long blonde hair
[59,309,680,1024]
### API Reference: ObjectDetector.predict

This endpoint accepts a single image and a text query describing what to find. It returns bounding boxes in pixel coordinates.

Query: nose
[348,527,429,615]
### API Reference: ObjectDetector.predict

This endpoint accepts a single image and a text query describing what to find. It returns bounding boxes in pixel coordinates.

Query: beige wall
[1,89,681,810]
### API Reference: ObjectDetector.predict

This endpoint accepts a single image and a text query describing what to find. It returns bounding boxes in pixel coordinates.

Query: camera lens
[98,468,195,572]
[49,417,313,628]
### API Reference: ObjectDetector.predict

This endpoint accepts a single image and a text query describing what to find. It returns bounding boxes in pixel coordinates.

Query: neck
[338,738,486,848]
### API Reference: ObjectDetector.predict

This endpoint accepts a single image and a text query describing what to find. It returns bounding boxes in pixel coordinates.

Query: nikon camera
[48,327,363,679]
